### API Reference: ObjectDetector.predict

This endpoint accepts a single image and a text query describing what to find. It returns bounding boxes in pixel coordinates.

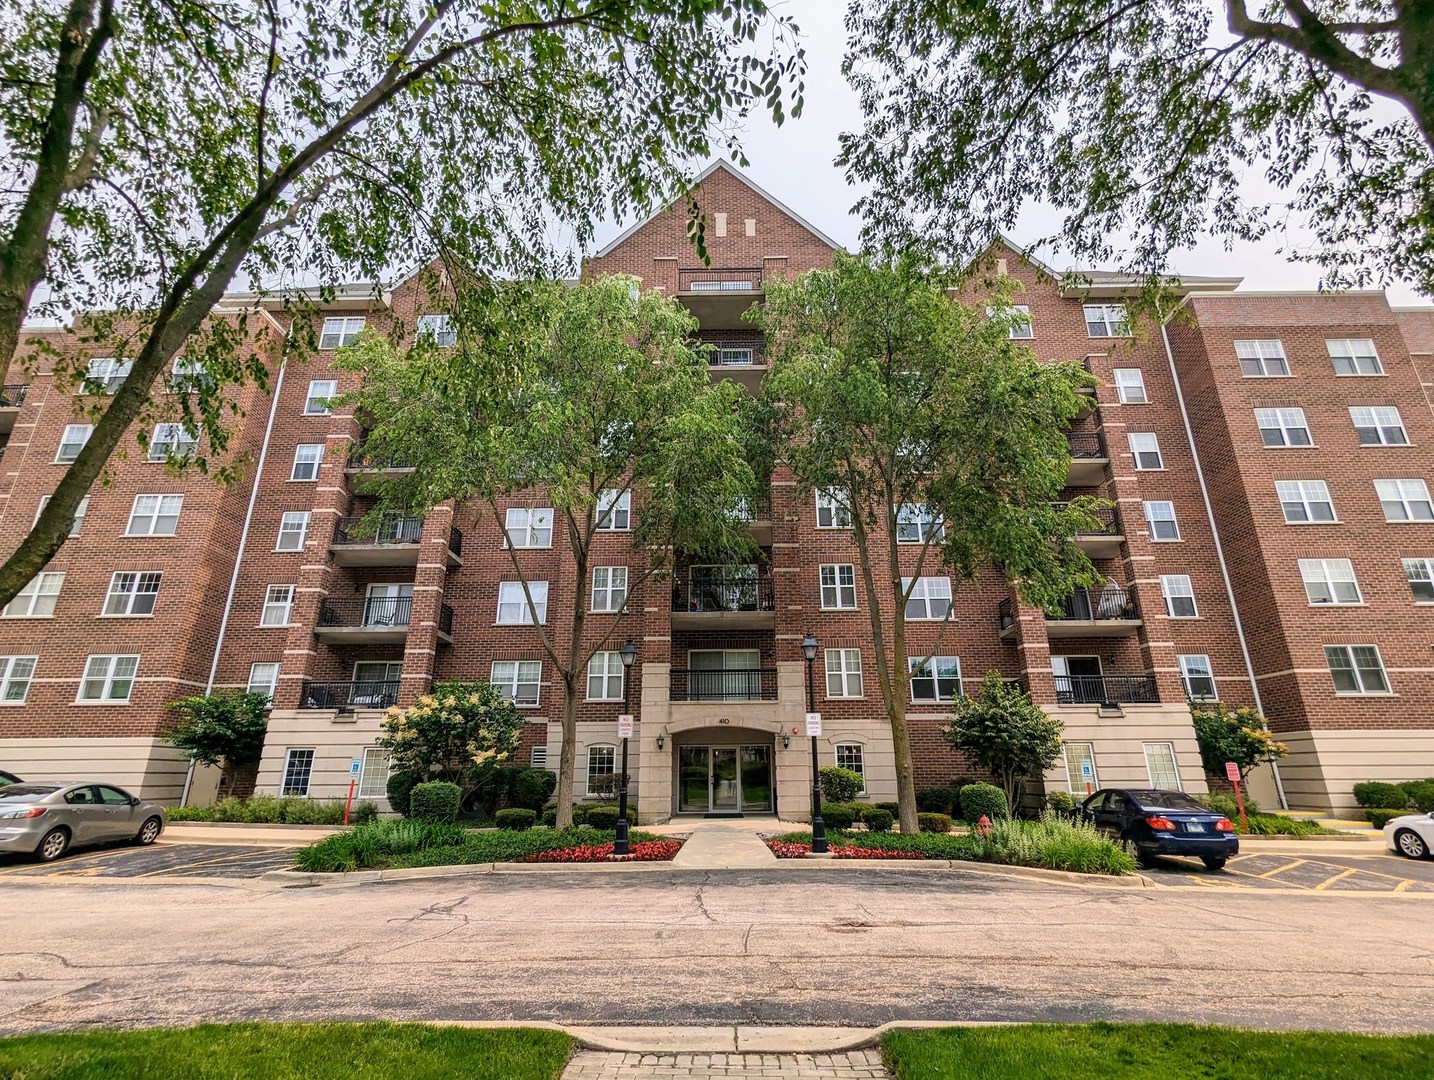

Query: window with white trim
[281,749,315,795]
[290,443,325,482]
[505,507,553,548]
[1113,368,1147,404]
[819,564,857,610]
[79,654,139,702]
[1235,339,1290,377]
[260,584,296,626]
[0,656,37,703]
[3,572,63,618]
[989,304,1032,339]
[247,662,280,698]
[304,380,338,415]
[1327,338,1383,376]
[586,745,616,795]
[170,357,213,391]
[1144,743,1181,789]
[1299,558,1362,605]
[835,744,866,790]
[1350,406,1408,446]
[1177,654,1216,700]
[318,317,365,349]
[36,495,88,536]
[530,746,548,768]
[103,572,161,616]
[1376,478,1434,521]
[1160,574,1198,617]
[56,423,91,462]
[1127,432,1163,470]
[1084,304,1129,338]
[1143,501,1180,541]
[825,648,863,698]
[1276,480,1336,523]
[1403,558,1434,602]
[1324,644,1390,694]
[895,504,944,543]
[148,423,199,461]
[83,357,132,393]
[276,511,310,551]
[815,488,852,529]
[1254,408,1311,448]
[903,576,952,620]
[1063,742,1099,794]
[490,660,542,706]
[909,655,961,702]
[590,566,627,612]
[497,581,547,624]
[595,489,630,531]
[126,494,183,536]
[416,314,456,346]
[586,652,625,701]
[357,747,393,799]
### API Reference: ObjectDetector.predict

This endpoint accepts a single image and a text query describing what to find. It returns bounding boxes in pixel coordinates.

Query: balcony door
[689,564,758,612]
[688,649,761,701]
[352,661,402,707]
[364,583,412,627]
[1053,655,1103,704]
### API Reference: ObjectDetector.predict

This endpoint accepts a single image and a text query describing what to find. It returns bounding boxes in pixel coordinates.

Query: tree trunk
[554,673,579,829]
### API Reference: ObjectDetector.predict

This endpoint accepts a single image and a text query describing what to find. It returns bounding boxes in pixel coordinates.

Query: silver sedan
[0,781,166,862]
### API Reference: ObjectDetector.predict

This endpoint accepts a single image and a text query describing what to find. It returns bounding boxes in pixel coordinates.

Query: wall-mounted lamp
[781,732,791,750]
[656,732,665,750]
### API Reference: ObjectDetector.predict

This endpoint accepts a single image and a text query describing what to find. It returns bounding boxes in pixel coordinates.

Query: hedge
[819,766,865,803]
[1367,809,1412,829]
[409,782,462,824]
[1353,781,1409,810]
[862,808,894,833]
[916,787,959,815]
[960,783,1009,822]
[918,812,954,834]
[820,802,860,830]
[494,808,537,831]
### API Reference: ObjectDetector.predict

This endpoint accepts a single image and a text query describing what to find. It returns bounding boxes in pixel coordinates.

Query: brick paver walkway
[562,1050,892,1079]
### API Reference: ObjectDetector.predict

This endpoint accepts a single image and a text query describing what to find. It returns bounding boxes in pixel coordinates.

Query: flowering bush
[519,839,681,862]
[376,681,524,784]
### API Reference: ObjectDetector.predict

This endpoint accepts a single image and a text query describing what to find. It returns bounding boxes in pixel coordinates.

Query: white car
[1384,812,1434,860]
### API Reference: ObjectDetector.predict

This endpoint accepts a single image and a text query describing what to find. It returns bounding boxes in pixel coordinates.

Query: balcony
[671,565,776,630]
[1054,673,1159,706]
[670,668,778,702]
[676,267,764,328]
[329,515,463,568]
[1052,502,1123,558]
[345,443,415,485]
[736,490,774,545]
[1066,431,1108,485]
[704,339,766,392]
[0,384,27,435]
[1046,585,1141,638]
[313,596,453,645]
[300,679,401,711]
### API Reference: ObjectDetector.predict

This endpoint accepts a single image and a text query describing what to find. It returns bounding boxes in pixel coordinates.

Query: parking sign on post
[617,714,634,740]
[1225,761,1248,831]
[805,712,822,736]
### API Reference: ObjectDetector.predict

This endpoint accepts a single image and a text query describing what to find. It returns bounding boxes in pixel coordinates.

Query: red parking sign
[1225,761,1240,783]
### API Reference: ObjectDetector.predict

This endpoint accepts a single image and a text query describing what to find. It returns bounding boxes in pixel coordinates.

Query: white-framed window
[1113,368,1147,404]
[170,356,212,391]
[819,564,857,610]
[357,747,393,799]
[1144,743,1181,789]
[1127,432,1163,470]
[590,566,627,613]
[415,314,456,346]
[895,504,944,543]
[290,443,325,481]
[1376,478,1434,522]
[1177,654,1217,700]
[260,584,296,626]
[1254,408,1311,448]
[835,743,866,791]
[586,652,625,701]
[35,494,88,536]
[909,655,961,702]
[1063,742,1099,794]
[903,575,952,620]
[815,487,852,529]
[276,511,310,551]
[247,662,281,698]
[490,660,542,706]
[78,654,139,702]
[1002,304,1033,339]
[281,748,315,795]
[56,423,92,463]
[1276,480,1336,523]
[1327,338,1383,376]
[505,507,553,548]
[83,356,132,393]
[2,572,63,618]
[595,489,630,531]
[1235,339,1290,378]
[586,745,616,795]
[530,746,548,768]
[318,317,365,349]
[148,423,199,462]
[1350,406,1408,446]
[497,580,547,624]
[1160,574,1198,617]
[1299,558,1362,605]
[1402,558,1434,603]
[1324,644,1390,694]
[0,656,37,703]
[1084,304,1129,338]
[126,494,183,536]
[825,648,863,698]
[1142,500,1180,541]
[304,379,338,415]
[103,571,161,616]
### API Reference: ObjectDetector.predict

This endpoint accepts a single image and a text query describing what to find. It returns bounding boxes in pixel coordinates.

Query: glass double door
[678,745,772,814]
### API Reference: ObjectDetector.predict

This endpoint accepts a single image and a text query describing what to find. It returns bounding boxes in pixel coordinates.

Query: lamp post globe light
[614,637,639,856]
[800,631,827,854]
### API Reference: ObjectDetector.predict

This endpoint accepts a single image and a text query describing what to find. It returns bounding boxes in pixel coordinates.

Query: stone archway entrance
[671,726,778,818]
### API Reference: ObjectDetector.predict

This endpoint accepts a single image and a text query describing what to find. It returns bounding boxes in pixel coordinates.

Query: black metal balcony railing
[347,443,412,470]
[301,679,401,710]
[1054,674,1159,705]
[318,595,413,629]
[446,525,463,559]
[670,668,779,702]
[1051,503,1120,535]
[678,267,764,293]
[735,491,773,523]
[438,602,454,638]
[0,384,29,408]
[706,341,765,367]
[1048,585,1138,622]
[333,515,423,546]
[997,597,1017,631]
[672,566,775,613]
[1067,431,1106,459]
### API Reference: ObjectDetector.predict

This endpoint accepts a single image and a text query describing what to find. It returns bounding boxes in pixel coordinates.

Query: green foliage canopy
[164,691,270,769]
[945,673,1065,815]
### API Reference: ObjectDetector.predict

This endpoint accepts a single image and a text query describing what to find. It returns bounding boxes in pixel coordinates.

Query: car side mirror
[131,797,141,806]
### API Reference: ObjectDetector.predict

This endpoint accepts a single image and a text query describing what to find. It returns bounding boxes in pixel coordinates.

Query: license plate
[1185,822,1205,833]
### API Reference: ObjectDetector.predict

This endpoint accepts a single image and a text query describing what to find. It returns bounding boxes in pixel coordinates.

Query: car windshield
[1129,790,1208,812]
[0,783,61,798]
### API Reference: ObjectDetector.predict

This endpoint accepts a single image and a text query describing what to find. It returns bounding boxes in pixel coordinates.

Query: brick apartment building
[1,160,1431,816]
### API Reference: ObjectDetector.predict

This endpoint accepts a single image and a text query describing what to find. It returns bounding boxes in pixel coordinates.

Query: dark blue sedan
[1082,788,1239,870]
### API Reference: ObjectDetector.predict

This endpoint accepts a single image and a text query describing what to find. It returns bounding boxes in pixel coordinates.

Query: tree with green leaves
[339,275,758,827]
[944,672,1065,816]
[163,691,270,794]
[0,0,804,609]
[842,1,1434,293]
[1191,701,1289,784]
[377,681,525,785]
[754,253,1102,834]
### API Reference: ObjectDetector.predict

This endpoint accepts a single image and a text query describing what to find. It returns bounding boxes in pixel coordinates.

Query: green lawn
[0,1022,573,1080]
[881,1024,1434,1079]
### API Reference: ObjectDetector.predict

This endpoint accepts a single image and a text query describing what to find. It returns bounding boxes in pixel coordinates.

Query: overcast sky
[593,0,1429,308]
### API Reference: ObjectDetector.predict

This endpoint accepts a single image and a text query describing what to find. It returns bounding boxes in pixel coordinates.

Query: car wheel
[1201,855,1228,871]
[1122,835,1154,868]
[1394,828,1430,860]
[35,827,69,862]
[134,816,163,846]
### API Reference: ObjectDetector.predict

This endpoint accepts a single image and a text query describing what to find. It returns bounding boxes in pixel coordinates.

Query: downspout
[1159,306,1288,809]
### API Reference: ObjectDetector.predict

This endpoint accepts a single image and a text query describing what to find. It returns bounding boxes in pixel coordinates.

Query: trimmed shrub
[820,802,860,830]
[959,783,1009,822]
[541,807,558,827]
[917,812,954,834]
[583,806,622,830]
[511,767,558,811]
[1045,790,1077,815]
[386,771,423,817]
[409,781,462,824]
[862,808,894,833]
[1353,781,1410,810]
[916,787,959,815]
[494,808,537,831]
[1405,779,1434,813]
[570,805,589,826]
[1368,809,1414,829]
[819,766,866,803]
[875,801,901,817]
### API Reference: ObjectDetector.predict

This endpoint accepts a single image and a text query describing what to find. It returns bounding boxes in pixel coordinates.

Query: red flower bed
[766,840,925,860]
[519,839,682,863]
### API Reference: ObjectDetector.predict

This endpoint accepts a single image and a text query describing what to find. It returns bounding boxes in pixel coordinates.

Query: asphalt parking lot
[1142,849,1434,891]
[0,842,296,879]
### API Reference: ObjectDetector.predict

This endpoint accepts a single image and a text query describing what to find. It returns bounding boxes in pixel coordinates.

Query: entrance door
[364,583,413,627]
[1053,655,1103,704]
[678,747,710,813]
[711,749,740,812]
[740,746,772,813]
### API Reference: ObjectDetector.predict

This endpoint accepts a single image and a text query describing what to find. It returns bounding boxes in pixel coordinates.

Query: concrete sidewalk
[670,824,778,869]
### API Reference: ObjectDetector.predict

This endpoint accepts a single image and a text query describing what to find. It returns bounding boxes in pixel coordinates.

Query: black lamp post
[614,637,638,856]
[800,631,828,854]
